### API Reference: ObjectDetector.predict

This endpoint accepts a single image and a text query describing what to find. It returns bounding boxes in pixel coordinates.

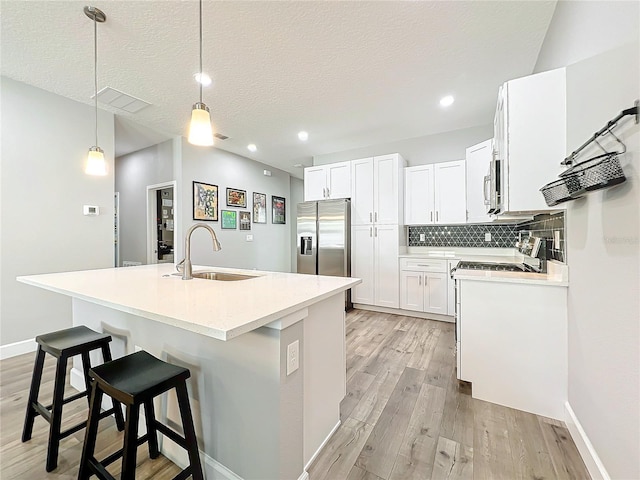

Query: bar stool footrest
[99,433,149,468]
[155,421,188,449]
[172,467,193,480]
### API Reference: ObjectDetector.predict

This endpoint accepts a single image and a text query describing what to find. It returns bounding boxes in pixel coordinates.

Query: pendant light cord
[93,11,98,147]
[199,0,203,104]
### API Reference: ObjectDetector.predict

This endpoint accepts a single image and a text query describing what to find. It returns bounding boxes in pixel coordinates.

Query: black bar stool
[78,350,204,480]
[22,325,125,472]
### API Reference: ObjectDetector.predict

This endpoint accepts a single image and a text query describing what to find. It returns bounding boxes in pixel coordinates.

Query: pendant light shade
[189,102,214,146]
[86,146,107,176]
[84,5,107,176]
[188,0,214,146]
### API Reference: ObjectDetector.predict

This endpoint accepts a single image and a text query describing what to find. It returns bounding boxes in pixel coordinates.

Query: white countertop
[18,264,360,341]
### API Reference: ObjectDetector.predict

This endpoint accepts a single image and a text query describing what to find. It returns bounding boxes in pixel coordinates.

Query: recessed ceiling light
[194,72,212,86]
[298,131,309,141]
[440,95,455,107]
[247,144,257,152]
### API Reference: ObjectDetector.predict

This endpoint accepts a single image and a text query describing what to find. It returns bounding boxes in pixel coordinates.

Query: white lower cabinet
[352,225,400,308]
[399,258,447,315]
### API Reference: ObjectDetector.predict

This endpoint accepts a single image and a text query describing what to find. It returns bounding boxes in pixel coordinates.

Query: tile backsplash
[408,224,518,248]
[408,212,565,261]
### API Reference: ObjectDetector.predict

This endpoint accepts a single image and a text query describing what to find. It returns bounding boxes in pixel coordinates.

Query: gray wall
[289,177,304,272]
[115,140,175,266]
[534,0,639,73]
[1,77,115,345]
[312,125,493,166]
[565,43,639,480]
[180,140,293,272]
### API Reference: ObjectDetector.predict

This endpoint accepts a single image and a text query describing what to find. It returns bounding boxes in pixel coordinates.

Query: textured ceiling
[1,1,556,178]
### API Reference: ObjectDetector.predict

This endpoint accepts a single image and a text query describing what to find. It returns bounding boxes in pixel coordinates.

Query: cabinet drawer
[399,258,446,272]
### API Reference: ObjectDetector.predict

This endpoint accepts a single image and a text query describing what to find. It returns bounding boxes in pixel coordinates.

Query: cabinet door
[374,224,399,308]
[405,165,434,225]
[434,160,466,224]
[351,158,374,225]
[326,161,351,199]
[466,140,493,223]
[374,154,401,225]
[351,225,375,305]
[424,272,447,314]
[304,166,327,201]
[400,271,424,311]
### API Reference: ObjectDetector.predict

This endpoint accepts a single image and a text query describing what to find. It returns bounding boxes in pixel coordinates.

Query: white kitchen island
[18,264,360,480]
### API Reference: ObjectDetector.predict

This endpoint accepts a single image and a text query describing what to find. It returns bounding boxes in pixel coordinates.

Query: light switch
[246,235,254,242]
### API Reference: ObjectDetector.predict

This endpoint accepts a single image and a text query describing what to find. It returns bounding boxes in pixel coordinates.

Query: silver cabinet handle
[419,275,422,286]
[483,175,491,206]
[369,212,373,222]
[374,227,377,237]
[322,187,326,198]
[430,211,433,222]
[436,211,439,222]
[369,227,372,237]
[326,187,330,198]
[375,212,378,222]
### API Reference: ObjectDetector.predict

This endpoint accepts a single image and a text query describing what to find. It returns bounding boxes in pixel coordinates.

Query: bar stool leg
[78,380,103,480]
[22,346,46,442]
[175,382,204,480]
[121,404,140,480]
[143,399,159,459]
[80,351,92,407]
[101,344,125,431]
[46,355,68,472]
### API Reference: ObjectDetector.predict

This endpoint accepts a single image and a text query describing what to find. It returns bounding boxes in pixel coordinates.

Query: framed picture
[253,192,267,224]
[239,211,251,230]
[221,210,237,229]
[226,188,247,208]
[193,181,218,221]
[272,195,286,224]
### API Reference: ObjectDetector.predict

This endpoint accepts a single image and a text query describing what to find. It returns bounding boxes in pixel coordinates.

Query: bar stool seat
[22,325,125,472]
[78,350,204,480]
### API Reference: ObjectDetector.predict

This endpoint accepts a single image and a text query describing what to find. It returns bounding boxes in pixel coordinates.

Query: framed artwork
[253,192,267,224]
[193,181,218,221]
[272,195,286,224]
[239,211,251,230]
[221,210,237,229]
[226,188,247,208]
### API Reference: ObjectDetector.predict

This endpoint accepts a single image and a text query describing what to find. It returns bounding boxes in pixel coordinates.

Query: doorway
[146,181,179,265]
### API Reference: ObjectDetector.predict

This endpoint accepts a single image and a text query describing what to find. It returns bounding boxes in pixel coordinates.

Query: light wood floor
[0,310,590,479]
[307,309,591,480]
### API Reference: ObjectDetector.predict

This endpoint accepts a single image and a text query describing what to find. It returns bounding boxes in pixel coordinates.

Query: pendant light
[84,5,107,175]
[188,0,214,146]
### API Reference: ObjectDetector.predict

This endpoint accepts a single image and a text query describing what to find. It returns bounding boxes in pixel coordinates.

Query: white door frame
[146,181,179,265]
[114,192,120,267]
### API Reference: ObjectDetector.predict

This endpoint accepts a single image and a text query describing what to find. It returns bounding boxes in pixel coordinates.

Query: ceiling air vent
[214,133,228,140]
[94,86,151,113]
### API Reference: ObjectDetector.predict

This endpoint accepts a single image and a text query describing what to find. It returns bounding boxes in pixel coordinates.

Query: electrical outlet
[485,232,491,242]
[246,234,254,242]
[287,340,299,375]
[419,233,426,242]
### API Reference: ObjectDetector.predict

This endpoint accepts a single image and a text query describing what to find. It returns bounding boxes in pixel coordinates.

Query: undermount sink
[191,271,256,281]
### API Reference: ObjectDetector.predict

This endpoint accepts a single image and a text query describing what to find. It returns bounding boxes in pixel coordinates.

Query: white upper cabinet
[351,154,405,225]
[303,161,351,201]
[465,139,493,223]
[434,160,466,224]
[495,67,566,213]
[405,160,466,225]
[404,165,434,225]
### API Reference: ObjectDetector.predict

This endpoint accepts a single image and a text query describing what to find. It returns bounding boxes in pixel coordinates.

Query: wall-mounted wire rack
[540,100,638,206]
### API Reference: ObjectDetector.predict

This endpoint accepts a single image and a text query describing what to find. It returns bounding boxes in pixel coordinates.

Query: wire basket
[540,174,583,207]
[561,153,626,193]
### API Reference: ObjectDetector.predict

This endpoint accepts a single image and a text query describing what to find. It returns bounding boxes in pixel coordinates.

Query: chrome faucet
[177,223,222,280]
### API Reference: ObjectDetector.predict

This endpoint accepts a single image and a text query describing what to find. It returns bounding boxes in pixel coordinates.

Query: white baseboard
[353,305,454,323]
[0,338,36,360]
[565,401,610,480]
[162,444,243,480]
[297,471,310,480]
[304,420,341,471]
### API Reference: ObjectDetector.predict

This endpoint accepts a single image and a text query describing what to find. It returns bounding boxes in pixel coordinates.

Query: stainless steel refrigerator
[297,199,352,309]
